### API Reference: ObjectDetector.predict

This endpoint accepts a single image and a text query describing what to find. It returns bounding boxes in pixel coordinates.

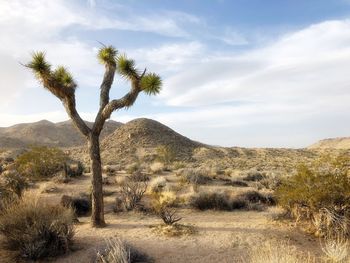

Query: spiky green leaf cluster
[52,66,76,89]
[116,54,138,80]
[26,52,51,76]
[140,73,162,95]
[97,46,118,66]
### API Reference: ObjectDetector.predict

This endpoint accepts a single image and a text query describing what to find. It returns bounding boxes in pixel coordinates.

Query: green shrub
[0,194,75,260]
[2,171,29,197]
[275,154,350,217]
[156,145,175,165]
[15,146,68,179]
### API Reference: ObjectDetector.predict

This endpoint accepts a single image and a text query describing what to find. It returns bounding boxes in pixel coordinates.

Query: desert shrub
[228,180,249,187]
[238,190,274,205]
[118,182,147,211]
[103,165,117,176]
[40,182,59,193]
[64,161,84,177]
[128,171,150,182]
[259,173,282,190]
[180,168,211,185]
[1,171,28,197]
[190,192,233,211]
[149,162,164,174]
[156,145,175,165]
[151,191,182,225]
[61,194,91,216]
[0,194,75,260]
[126,163,141,174]
[171,161,186,170]
[242,170,266,181]
[189,191,273,211]
[276,155,350,217]
[52,171,71,184]
[95,237,150,263]
[15,146,68,179]
[248,240,317,263]
[148,177,167,194]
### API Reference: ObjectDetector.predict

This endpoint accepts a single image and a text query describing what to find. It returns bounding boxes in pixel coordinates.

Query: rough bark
[88,134,105,227]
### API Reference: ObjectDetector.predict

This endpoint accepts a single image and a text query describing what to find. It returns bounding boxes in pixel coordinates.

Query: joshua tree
[26,46,162,227]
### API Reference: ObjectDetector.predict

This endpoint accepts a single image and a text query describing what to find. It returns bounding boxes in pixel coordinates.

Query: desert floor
[17,172,321,263]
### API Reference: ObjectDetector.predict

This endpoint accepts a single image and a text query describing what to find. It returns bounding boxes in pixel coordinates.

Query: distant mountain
[0,119,122,148]
[308,137,350,149]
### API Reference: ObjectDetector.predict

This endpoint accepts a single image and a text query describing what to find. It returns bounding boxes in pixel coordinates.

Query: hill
[99,118,204,164]
[0,119,122,148]
[308,137,350,149]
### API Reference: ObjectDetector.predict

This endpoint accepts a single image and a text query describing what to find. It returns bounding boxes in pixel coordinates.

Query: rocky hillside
[308,137,350,149]
[0,120,122,148]
[98,118,204,164]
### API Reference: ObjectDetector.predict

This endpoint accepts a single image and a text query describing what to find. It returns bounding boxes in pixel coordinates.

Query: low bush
[238,190,274,205]
[156,145,175,165]
[64,161,84,177]
[189,192,234,211]
[128,171,150,182]
[148,177,167,194]
[15,146,68,179]
[149,162,164,174]
[1,171,28,197]
[276,154,350,217]
[95,237,150,263]
[180,168,212,185]
[61,194,91,216]
[242,170,266,181]
[0,194,75,260]
[118,182,147,211]
[126,163,141,174]
[151,191,182,225]
[228,180,249,187]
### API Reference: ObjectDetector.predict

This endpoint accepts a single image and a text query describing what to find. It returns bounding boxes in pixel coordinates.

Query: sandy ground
[36,173,321,263]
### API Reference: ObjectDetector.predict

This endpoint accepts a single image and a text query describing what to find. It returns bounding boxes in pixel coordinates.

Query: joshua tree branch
[63,97,91,137]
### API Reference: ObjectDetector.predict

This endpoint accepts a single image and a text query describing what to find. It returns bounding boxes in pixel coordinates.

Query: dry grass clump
[179,168,212,185]
[242,170,266,182]
[0,193,75,260]
[95,237,150,263]
[150,224,196,237]
[148,177,167,194]
[128,171,150,182]
[248,240,317,263]
[149,162,164,174]
[40,181,59,193]
[126,163,141,174]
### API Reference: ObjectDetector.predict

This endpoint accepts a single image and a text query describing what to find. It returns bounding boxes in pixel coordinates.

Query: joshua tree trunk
[27,46,162,227]
[88,134,105,227]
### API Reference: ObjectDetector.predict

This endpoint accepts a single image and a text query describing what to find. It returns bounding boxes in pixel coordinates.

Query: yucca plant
[26,45,162,227]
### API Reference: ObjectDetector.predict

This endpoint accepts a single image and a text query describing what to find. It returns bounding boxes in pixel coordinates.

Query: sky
[1,0,350,148]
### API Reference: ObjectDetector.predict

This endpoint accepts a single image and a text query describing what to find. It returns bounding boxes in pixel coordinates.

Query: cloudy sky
[1,0,350,148]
